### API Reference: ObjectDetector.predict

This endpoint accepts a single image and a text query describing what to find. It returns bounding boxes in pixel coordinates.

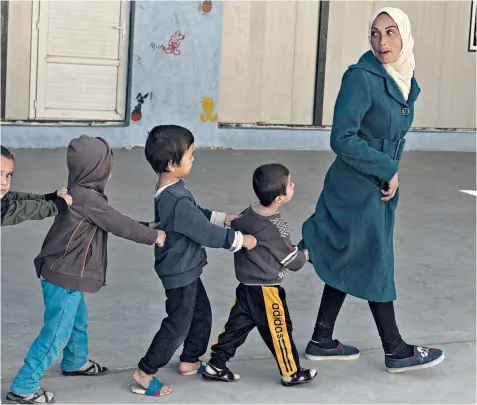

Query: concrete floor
[1,149,475,403]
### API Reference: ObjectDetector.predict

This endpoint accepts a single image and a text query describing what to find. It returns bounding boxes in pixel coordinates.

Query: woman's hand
[381,172,399,201]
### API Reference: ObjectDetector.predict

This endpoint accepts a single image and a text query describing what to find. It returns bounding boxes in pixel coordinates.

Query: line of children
[3,127,314,403]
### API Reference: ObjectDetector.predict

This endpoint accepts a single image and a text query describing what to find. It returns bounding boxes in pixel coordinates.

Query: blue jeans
[10,280,88,395]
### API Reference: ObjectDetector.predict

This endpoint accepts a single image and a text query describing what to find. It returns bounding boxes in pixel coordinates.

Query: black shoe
[386,346,445,373]
[62,359,108,376]
[202,363,240,382]
[281,368,317,387]
[305,340,360,361]
[6,388,54,404]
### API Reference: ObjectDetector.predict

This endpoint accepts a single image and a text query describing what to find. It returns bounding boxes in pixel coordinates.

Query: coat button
[402,107,410,116]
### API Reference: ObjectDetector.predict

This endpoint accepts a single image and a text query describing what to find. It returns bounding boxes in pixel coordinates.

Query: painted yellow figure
[200,97,218,122]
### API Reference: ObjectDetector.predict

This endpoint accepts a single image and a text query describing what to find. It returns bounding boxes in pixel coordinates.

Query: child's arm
[173,198,245,251]
[197,205,227,228]
[282,248,307,271]
[256,230,307,272]
[197,205,212,219]
[8,186,69,202]
[85,194,163,245]
[197,206,240,228]
[1,194,66,226]
[7,191,51,201]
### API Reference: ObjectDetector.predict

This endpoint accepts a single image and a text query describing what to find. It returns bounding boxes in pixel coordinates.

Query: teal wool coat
[301,51,420,302]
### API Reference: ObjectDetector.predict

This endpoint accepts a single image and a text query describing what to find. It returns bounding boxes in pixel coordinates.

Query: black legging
[312,284,407,354]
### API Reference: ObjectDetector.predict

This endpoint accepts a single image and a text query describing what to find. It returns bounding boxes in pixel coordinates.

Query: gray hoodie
[34,136,158,293]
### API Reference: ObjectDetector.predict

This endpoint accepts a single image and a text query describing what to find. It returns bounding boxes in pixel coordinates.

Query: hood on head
[67,136,112,193]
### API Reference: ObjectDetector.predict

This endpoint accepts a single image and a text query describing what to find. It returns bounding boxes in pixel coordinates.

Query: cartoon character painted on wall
[150,31,185,55]
[131,93,149,122]
[161,31,185,55]
[200,97,218,123]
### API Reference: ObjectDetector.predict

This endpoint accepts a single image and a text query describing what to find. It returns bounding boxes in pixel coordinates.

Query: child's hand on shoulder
[155,230,166,246]
[302,249,309,262]
[242,235,257,250]
[225,213,240,227]
[56,187,73,206]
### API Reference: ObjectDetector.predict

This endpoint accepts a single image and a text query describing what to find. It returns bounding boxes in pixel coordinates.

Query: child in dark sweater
[1,146,72,226]
[132,125,257,397]
[202,163,317,387]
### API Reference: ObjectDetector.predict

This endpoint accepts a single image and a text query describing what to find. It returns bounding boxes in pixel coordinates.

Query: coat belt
[365,137,406,162]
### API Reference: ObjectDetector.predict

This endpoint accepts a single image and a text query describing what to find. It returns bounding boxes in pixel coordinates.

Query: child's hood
[67,136,112,193]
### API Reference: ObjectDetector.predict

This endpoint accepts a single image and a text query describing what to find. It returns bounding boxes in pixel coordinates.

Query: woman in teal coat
[300,7,444,373]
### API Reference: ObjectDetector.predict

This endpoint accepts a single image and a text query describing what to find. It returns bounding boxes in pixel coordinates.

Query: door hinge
[33,100,37,110]
[36,20,39,30]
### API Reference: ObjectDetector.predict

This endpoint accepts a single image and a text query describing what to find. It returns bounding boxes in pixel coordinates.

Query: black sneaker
[281,368,317,387]
[305,340,360,361]
[386,346,445,373]
[202,363,240,382]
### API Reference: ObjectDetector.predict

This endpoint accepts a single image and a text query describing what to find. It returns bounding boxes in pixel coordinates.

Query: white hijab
[369,7,415,100]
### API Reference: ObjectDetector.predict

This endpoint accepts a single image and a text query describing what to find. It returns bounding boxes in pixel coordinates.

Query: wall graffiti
[200,96,218,123]
[131,93,149,122]
[150,31,185,55]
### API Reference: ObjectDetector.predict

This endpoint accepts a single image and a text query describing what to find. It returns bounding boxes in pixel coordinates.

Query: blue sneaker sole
[387,353,445,373]
[304,352,360,361]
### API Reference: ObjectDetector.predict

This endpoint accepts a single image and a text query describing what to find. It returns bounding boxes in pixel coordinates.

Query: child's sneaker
[281,368,317,386]
[386,346,444,373]
[305,340,360,360]
[6,388,54,404]
[202,363,240,382]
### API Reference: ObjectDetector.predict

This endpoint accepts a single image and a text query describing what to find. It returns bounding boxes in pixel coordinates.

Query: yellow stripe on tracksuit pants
[208,284,298,377]
[261,286,297,376]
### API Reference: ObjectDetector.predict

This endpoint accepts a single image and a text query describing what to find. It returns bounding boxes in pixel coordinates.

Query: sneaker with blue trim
[305,339,360,361]
[385,346,444,373]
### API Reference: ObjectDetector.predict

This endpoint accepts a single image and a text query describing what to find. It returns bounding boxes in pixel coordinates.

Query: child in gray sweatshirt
[202,163,317,387]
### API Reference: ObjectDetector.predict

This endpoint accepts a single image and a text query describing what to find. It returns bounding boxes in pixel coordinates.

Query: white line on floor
[459,190,477,196]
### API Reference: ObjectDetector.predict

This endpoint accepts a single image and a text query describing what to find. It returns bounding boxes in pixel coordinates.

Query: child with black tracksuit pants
[132,125,257,397]
[202,163,317,387]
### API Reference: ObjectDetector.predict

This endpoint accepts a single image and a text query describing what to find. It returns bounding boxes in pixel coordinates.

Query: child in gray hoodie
[7,136,166,404]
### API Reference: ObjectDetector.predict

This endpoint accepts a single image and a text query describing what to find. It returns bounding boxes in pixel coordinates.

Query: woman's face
[371,13,402,64]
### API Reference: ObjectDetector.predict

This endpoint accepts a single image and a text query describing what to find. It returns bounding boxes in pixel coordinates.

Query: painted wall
[323,0,477,129]
[1,1,475,151]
